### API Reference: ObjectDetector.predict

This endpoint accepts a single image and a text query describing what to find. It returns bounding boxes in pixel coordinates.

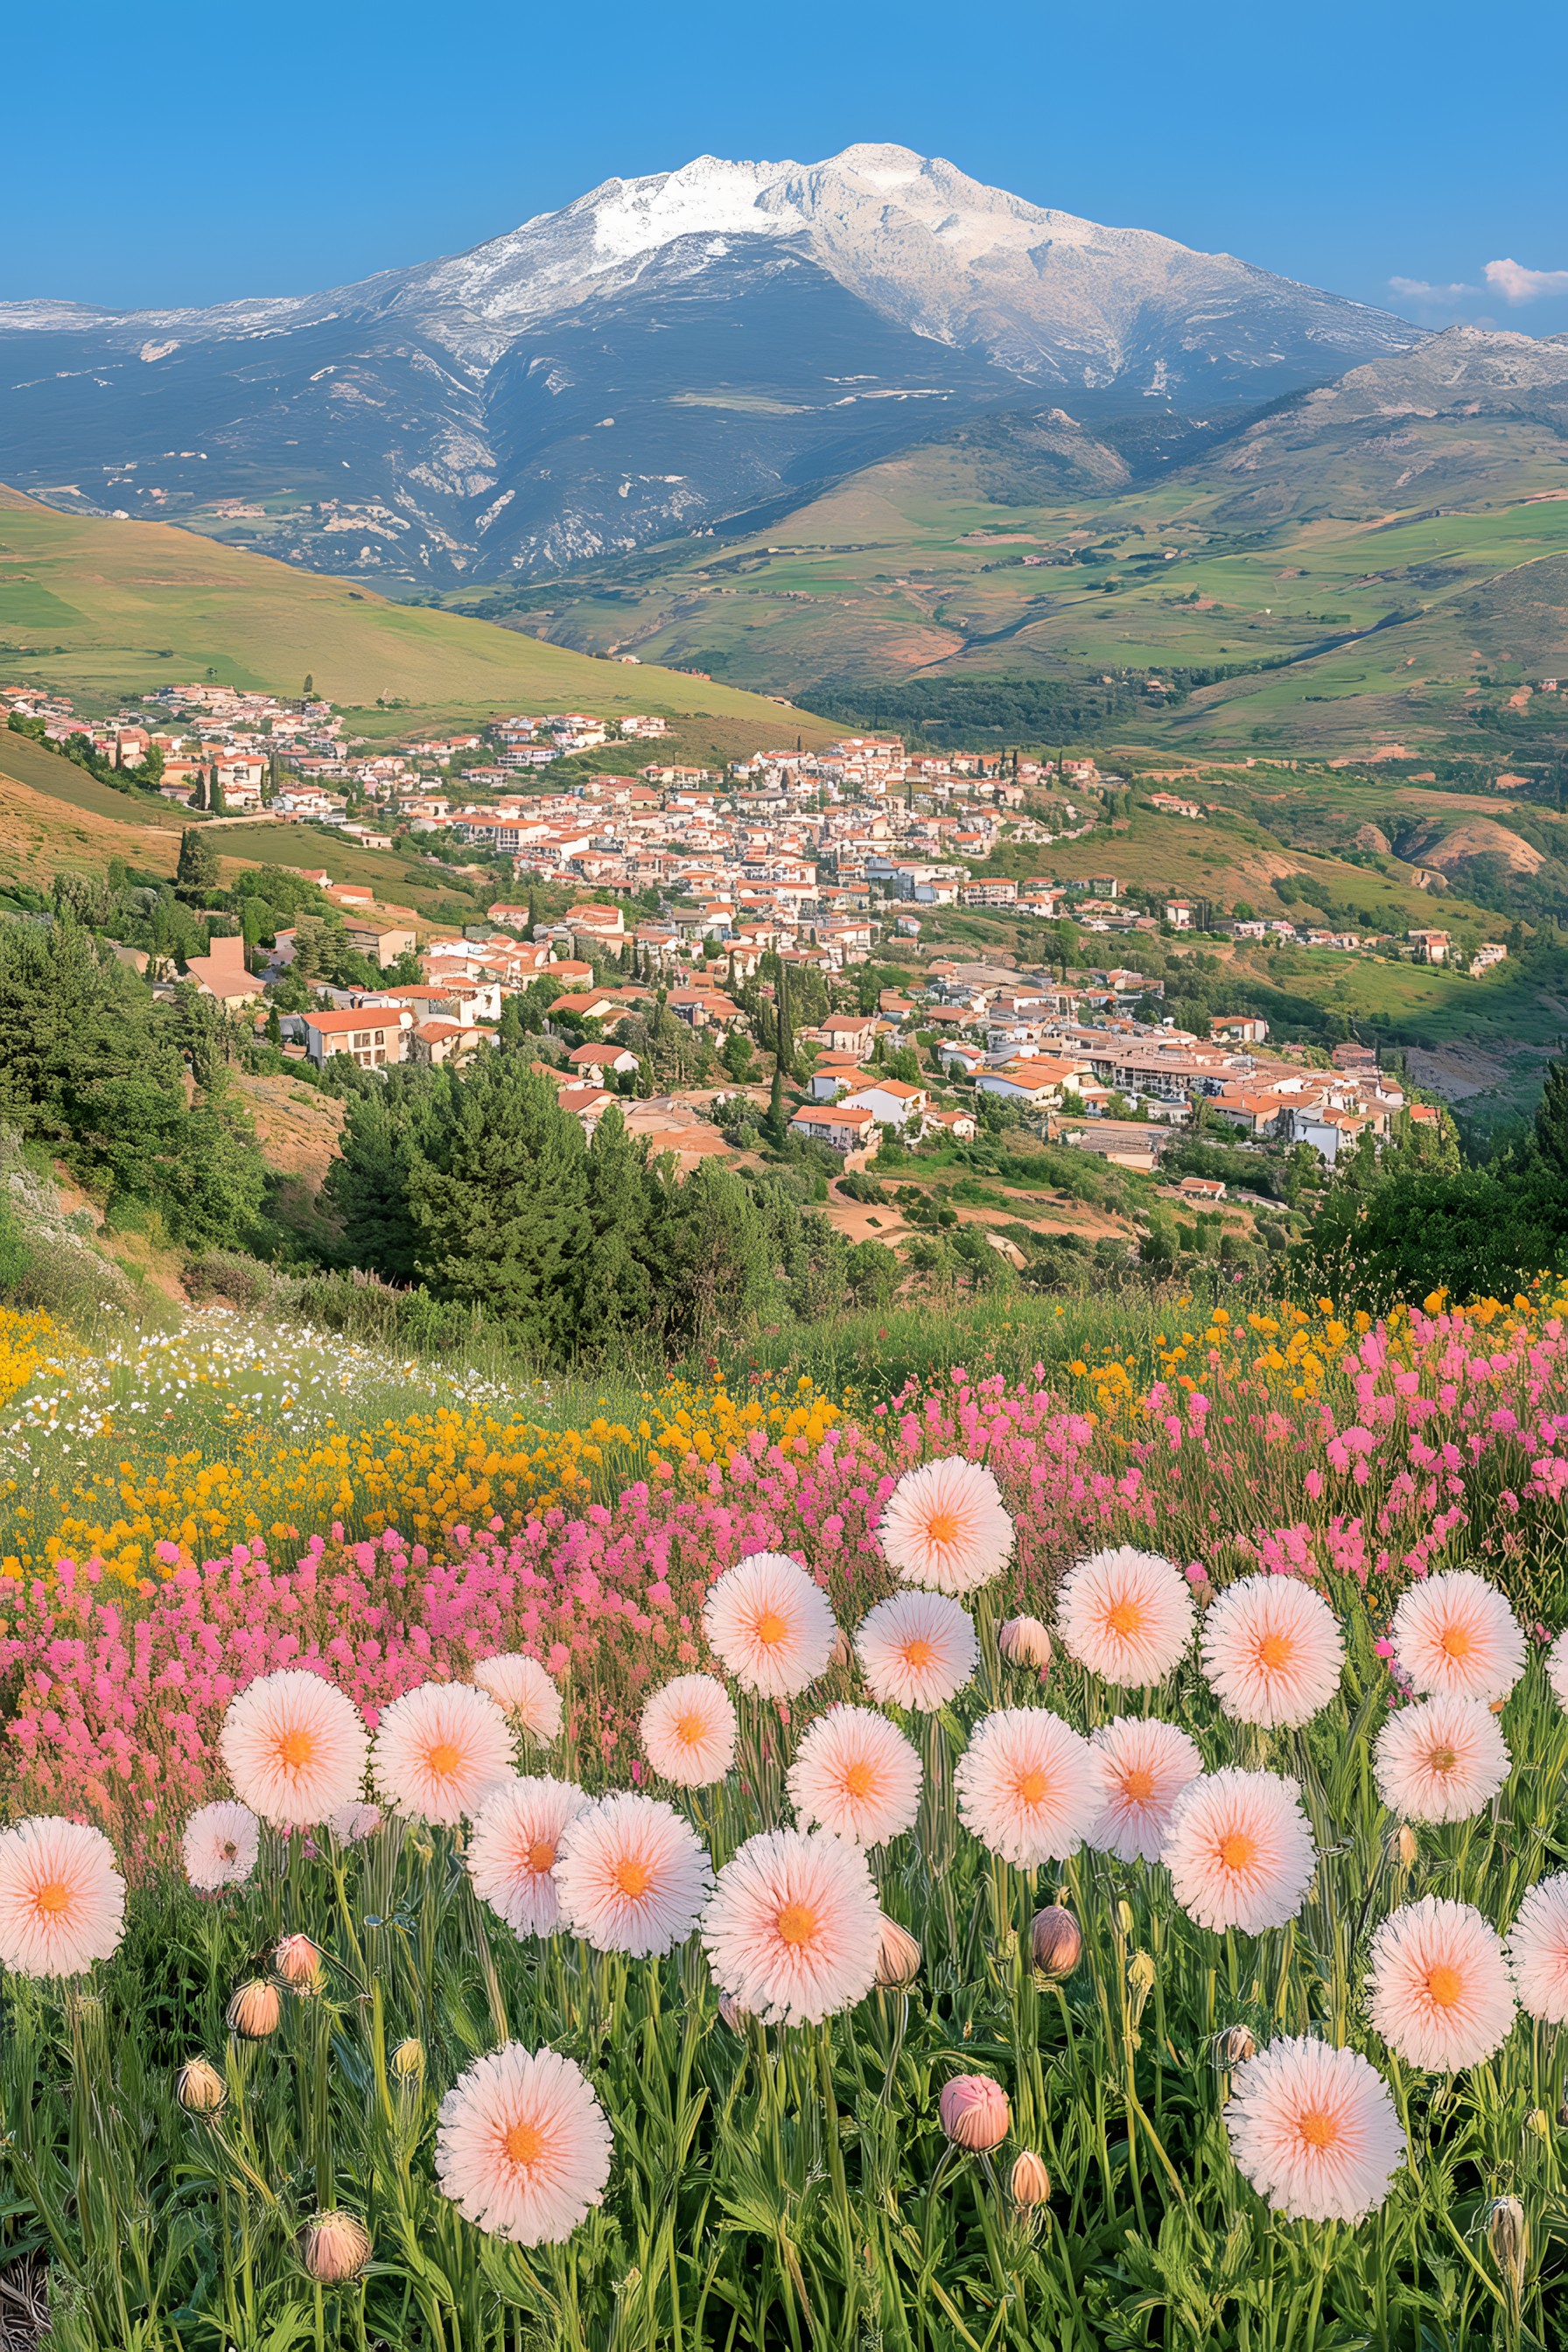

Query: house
[548,991,619,1026]
[1175,1174,1228,1203]
[488,904,536,931]
[343,923,416,970]
[937,1042,987,1080]
[301,1008,410,1070]
[1409,929,1450,966]
[556,1082,614,1132]
[569,1042,639,1076]
[839,1078,928,1130]
[809,1055,869,1102]
[185,932,262,1006]
[961,878,1018,907]
[819,1014,878,1057]
[976,1057,1081,1112]
[410,1018,485,1068]
[1211,1016,1269,1045]
[788,1103,879,1165]
[925,1108,978,1140]
[1164,900,1194,931]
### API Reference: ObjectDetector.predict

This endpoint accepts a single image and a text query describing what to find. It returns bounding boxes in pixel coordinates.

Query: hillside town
[0,674,1494,1185]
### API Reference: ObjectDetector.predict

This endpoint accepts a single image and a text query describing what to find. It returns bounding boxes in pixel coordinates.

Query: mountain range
[0,144,1420,588]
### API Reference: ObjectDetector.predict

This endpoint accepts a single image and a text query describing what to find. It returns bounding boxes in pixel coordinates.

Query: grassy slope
[0,485,836,757]
[487,438,1568,752]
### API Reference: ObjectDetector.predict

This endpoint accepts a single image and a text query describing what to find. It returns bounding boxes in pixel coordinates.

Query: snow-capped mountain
[0,145,1422,585]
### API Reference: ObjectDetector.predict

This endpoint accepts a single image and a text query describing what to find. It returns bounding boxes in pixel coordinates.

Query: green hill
[0,483,834,758]
[446,332,1568,760]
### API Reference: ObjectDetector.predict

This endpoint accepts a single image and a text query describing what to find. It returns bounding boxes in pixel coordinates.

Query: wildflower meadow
[4,1287,1568,2348]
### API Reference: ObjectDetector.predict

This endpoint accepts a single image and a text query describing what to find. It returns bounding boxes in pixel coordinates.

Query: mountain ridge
[0,144,1421,586]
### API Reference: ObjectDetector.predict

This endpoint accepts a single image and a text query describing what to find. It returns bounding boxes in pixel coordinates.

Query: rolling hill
[0,483,831,753]
[466,329,1568,756]
[0,144,1416,588]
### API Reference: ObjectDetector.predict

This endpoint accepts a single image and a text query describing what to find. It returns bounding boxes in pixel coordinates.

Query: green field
[0,484,836,757]
[463,425,1568,754]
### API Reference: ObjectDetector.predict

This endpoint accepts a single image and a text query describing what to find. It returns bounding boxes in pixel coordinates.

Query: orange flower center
[1218,1831,1256,1872]
[1439,1625,1473,1659]
[219,1840,238,1861]
[1120,1768,1157,1802]
[1106,1600,1146,1638]
[754,1610,788,1648]
[32,1880,72,1917]
[275,1728,317,1770]
[526,1839,556,1875]
[1014,1768,1050,1806]
[1256,1633,1293,1670]
[675,1712,707,1748]
[842,1760,877,1800]
[900,1639,936,1670]
[613,1858,654,1900]
[1424,1963,1464,2008]
[424,1740,464,1782]
[1297,2109,1339,2150]
[503,2120,545,2166]
[921,1507,962,1548]
[776,1902,817,1946]
[1428,1746,1459,1775]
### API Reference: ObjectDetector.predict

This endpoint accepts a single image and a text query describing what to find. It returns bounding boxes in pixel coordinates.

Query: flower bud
[1115,1899,1135,1937]
[939,2075,1011,2152]
[276,1933,324,1992]
[227,1980,282,2040]
[177,2056,227,2114]
[829,1627,853,1671]
[1009,2150,1051,2209]
[874,1915,922,1991]
[1396,1824,1418,1871]
[302,2210,373,2286]
[390,2037,425,2082]
[998,1616,1052,1673]
[1029,1905,1082,1982]
[1214,2024,1256,2068]
[1127,1950,1156,2002]
[1526,2106,1550,2140]
[717,1993,752,2034]
[1487,2195,1527,2304]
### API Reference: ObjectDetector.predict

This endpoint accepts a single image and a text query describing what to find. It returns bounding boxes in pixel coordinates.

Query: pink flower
[435,2046,612,2245]
[939,2075,1011,2152]
[954,1709,1103,1866]
[878,1458,1013,1596]
[1200,1574,1344,1730]
[1226,2038,1403,2223]
[786,1705,921,1848]
[1056,1548,1194,1688]
[0,1816,126,1978]
[1366,1897,1515,2072]
[1162,1770,1316,1935]
[701,1828,881,2025]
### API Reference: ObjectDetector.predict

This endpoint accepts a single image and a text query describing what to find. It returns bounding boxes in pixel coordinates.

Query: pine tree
[1534,1056,1568,1187]
[766,1062,786,1147]
[409,1059,592,1348]
[175,828,220,897]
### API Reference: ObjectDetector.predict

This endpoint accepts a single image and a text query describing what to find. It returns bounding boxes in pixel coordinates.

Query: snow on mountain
[0,144,1429,585]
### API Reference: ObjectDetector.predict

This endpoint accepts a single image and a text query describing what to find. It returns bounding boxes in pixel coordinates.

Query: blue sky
[9,0,1568,333]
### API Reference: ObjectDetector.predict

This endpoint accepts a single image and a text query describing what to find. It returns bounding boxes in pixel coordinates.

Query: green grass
[0,485,837,758]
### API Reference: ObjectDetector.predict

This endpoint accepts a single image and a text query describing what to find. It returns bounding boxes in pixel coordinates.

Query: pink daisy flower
[181,1800,260,1893]
[220,1670,369,1830]
[703,1553,836,1699]
[786,1705,921,1847]
[1056,1547,1195,1688]
[1373,1694,1511,1825]
[435,2045,612,2245]
[1226,2038,1404,2223]
[878,1457,1013,1596]
[1200,1574,1344,1729]
[1161,1769,1317,1934]
[1506,1872,1568,2024]
[371,1680,515,1827]
[467,1777,592,1939]
[1389,1571,1525,1704]
[640,1675,737,1788]
[327,1802,383,1844]
[0,1817,126,1978]
[1088,1716,1204,1864]
[472,1654,564,1745]
[553,1794,711,1956]
[702,1827,882,2026]
[1545,1627,1568,1712]
[856,1590,977,1712]
[1367,1897,1516,2072]
[954,1708,1104,1866]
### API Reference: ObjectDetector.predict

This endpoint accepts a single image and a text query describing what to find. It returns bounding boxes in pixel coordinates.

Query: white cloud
[1484,257,1568,304]
[1390,275,1479,301]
